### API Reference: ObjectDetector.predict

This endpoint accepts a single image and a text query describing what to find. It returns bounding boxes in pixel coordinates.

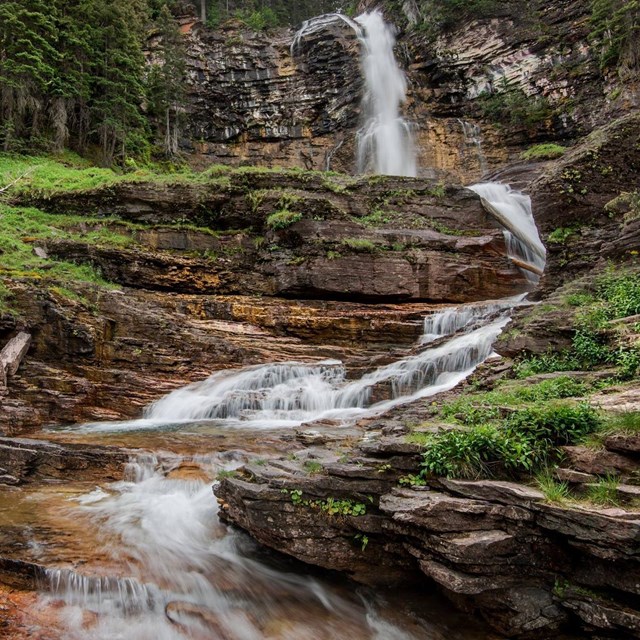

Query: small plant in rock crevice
[281,489,370,517]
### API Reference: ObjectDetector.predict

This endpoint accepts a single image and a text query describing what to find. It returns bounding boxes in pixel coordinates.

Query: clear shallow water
[7,453,492,640]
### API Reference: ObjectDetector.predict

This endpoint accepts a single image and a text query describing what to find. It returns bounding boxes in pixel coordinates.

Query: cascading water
[70,299,522,435]
[25,12,550,640]
[292,11,417,177]
[355,11,417,177]
[41,454,433,639]
[469,183,546,282]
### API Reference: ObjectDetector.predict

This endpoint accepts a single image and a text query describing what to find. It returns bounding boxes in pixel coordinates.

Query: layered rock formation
[166,1,637,183]
[1,171,529,429]
[216,415,640,639]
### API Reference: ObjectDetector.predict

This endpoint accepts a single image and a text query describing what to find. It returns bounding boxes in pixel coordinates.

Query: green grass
[266,209,303,230]
[536,471,571,503]
[521,143,566,161]
[341,238,377,252]
[586,475,620,506]
[0,202,135,303]
[438,376,588,426]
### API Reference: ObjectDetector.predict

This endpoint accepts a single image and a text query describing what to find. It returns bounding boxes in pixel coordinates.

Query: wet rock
[0,437,127,484]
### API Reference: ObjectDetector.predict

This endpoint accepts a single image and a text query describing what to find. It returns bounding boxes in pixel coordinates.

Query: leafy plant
[354,533,369,551]
[548,227,577,244]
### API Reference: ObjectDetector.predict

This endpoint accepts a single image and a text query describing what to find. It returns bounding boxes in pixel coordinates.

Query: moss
[266,209,302,230]
[341,238,377,252]
[521,143,567,161]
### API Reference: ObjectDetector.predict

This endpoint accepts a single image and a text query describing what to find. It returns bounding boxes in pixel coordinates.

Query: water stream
[292,10,417,176]
[29,295,522,639]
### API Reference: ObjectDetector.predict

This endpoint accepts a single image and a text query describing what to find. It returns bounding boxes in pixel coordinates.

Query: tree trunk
[200,0,206,22]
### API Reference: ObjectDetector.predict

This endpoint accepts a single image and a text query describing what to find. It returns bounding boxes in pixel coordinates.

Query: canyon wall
[168,0,637,182]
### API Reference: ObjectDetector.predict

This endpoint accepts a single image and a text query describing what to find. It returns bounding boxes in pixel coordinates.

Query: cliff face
[170,0,637,183]
[169,17,362,173]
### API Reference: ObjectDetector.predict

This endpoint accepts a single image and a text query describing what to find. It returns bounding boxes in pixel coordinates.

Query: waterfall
[355,11,417,177]
[291,11,417,177]
[69,298,527,435]
[40,454,424,639]
[469,182,546,282]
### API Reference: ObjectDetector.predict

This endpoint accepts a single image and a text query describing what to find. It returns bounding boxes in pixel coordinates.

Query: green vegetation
[586,475,620,506]
[407,0,500,36]
[282,489,368,516]
[266,206,303,230]
[547,227,578,244]
[205,0,344,30]
[514,269,640,380]
[303,460,324,474]
[354,533,369,551]
[0,0,191,164]
[475,80,552,127]
[0,203,128,290]
[412,377,603,480]
[341,238,377,252]
[421,403,601,479]
[536,472,571,503]
[521,143,567,161]
[605,191,640,221]
[590,0,640,71]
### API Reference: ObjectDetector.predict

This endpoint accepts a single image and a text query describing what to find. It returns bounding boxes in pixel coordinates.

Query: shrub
[421,402,601,480]
[421,425,510,479]
[505,403,602,446]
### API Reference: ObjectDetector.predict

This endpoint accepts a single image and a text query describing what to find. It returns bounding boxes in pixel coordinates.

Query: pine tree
[147,5,188,156]
[86,0,150,164]
[0,0,59,150]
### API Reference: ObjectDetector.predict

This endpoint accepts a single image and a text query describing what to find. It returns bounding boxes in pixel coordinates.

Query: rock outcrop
[216,428,640,639]
[21,172,531,304]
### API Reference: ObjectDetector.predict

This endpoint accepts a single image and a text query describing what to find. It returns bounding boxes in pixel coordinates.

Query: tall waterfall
[355,11,417,177]
[292,11,417,177]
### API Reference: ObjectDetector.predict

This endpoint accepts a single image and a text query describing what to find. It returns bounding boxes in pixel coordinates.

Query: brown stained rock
[439,479,545,507]
[0,437,127,484]
[604,434,640,456]
[561,446,639,477]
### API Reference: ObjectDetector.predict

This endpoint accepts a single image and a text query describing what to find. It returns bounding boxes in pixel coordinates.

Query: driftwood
[0,332,31,388]
[0,167,35,195]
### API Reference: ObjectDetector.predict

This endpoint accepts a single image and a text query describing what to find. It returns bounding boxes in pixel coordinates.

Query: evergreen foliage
[590,0,640,73]
[0,0,187,164]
